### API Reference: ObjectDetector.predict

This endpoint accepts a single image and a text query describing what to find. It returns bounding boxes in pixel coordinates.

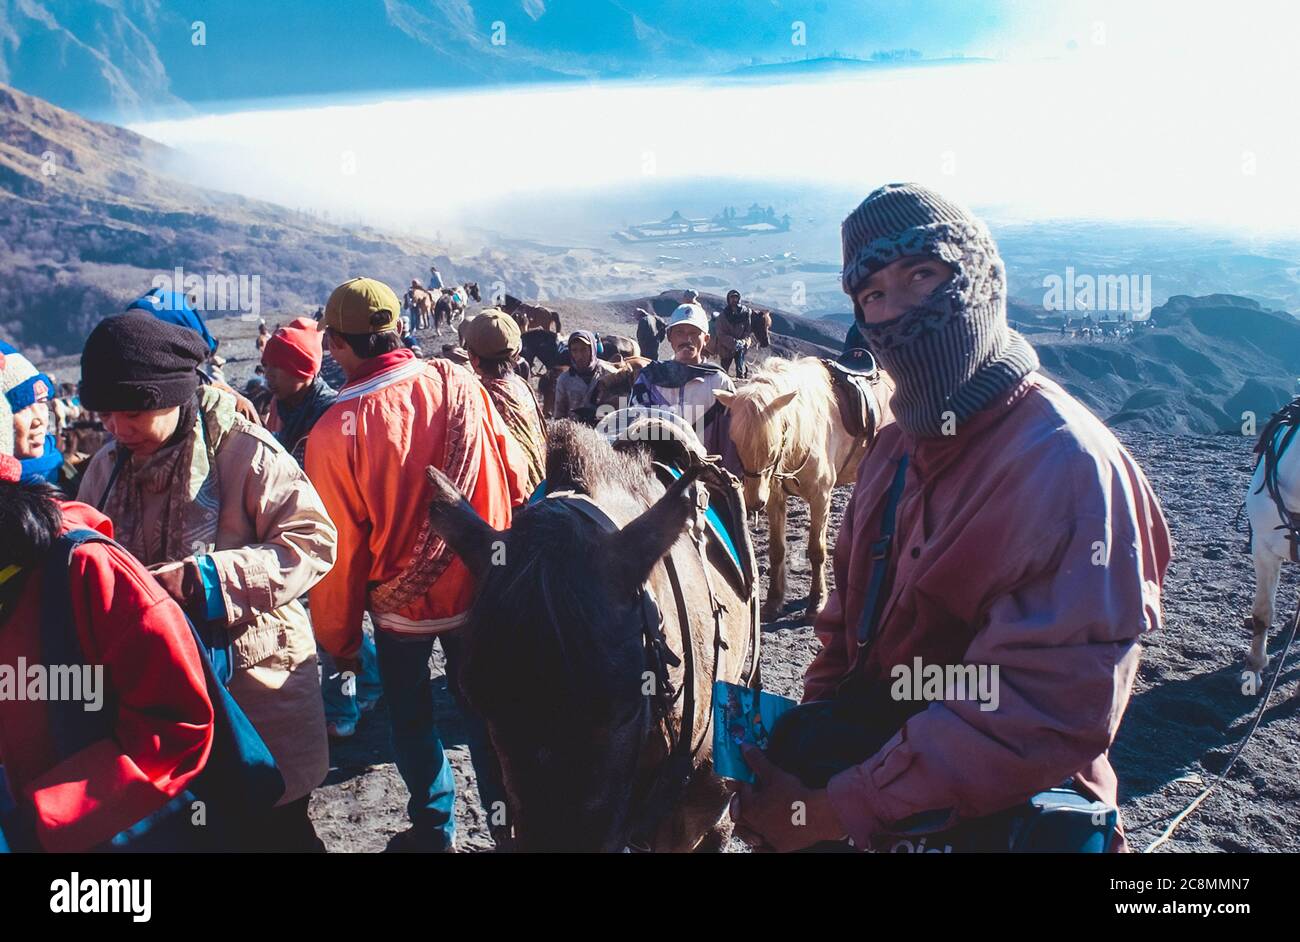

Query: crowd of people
[0,182,1173,854]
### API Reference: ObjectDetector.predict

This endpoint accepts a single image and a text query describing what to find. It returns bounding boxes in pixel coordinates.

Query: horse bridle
[1254,398,1300,560]
[738,376,877,491]
[538,477,756,850]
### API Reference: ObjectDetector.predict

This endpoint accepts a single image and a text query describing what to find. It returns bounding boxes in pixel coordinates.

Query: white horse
[714,356,894,621]
[1244,403,1300,675]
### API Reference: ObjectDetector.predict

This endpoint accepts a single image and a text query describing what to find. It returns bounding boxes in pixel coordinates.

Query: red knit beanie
[261,317,323,379]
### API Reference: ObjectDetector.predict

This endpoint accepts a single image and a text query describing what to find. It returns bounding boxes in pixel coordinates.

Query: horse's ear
[767,390,798,412]
[425,466,504,581]
[713,389,736,410]
[607,465,703,596]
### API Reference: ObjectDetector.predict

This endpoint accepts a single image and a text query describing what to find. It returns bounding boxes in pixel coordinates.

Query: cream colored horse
[715,356,894,621]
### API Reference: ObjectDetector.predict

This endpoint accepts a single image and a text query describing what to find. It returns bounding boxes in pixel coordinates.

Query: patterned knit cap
[840,182,1038,438]
[0,340,52,414]
[0,349,18,481]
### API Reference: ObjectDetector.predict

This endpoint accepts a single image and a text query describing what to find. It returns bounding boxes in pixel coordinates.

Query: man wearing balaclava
[732,183,1172,853]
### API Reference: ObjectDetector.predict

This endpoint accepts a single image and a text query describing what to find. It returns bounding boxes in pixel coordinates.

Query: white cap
[667,302,710,335]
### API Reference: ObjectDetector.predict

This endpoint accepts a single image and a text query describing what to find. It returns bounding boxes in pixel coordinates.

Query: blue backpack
[1,529,284,852]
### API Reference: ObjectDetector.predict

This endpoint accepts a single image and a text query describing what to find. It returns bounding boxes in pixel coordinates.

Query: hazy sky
[132,0,1300,238]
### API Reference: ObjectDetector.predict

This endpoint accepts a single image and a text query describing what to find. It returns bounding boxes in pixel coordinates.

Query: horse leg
[1246,548,1284,675]
[806,487,831,619]
[762,491,788,622]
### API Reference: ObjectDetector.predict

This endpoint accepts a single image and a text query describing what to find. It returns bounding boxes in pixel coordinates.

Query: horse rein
[538,476,754,849]
[1253,399,1300,560]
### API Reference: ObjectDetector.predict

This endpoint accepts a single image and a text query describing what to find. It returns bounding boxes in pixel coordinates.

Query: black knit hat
[80,312,206,412]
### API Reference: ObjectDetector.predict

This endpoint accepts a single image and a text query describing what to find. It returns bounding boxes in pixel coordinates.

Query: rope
[1141,597,1300,852]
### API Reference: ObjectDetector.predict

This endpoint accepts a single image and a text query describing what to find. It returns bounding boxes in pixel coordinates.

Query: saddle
[821,349,881,441]
[596,407,756,597]
[1253,396,1300,561]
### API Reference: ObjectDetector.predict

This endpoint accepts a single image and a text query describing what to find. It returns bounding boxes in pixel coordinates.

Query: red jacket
[808,373,1171,850]
[0,502,214,852]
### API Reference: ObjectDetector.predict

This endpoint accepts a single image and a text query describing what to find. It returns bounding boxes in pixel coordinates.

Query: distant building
[614,205,792,243]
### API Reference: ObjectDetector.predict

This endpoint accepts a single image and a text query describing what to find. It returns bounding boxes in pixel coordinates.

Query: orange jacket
[305,350,528,657]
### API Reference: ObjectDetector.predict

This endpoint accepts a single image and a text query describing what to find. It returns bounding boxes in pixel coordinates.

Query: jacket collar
[344,348,416,388]
[905,372,1040,478]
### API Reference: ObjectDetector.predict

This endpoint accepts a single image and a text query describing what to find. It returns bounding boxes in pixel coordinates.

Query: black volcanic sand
[309,427,1300,853]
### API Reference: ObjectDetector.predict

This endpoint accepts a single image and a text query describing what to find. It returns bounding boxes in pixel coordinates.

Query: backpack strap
[40,530,119,758]
[94,448,131,512]
[855,454,910,652]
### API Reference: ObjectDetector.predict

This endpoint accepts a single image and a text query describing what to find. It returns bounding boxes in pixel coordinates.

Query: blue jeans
[373,627,506,849]
[320,631,382,725]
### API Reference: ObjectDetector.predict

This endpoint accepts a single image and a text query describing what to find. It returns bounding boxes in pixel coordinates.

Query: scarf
[636,359,724,392]
[482,372,547,493]
[271,378,337,465]
[859,275,1039,439]
[98,387,235,565]
[19,434,64,485]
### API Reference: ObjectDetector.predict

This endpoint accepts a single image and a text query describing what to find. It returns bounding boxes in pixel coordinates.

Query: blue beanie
[127,288,219,354]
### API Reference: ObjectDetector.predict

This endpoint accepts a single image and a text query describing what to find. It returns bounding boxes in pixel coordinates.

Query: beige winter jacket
[79,387,336,804]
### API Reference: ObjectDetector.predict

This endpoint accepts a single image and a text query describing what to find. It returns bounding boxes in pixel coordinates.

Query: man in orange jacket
[306,278,528,852]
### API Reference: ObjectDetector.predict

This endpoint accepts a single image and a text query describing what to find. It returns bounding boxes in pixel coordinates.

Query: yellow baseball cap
[461,309,521,359]
[321,277,401,334]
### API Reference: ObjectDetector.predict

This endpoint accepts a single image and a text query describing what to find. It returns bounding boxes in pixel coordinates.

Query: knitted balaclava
[841,183,1038,438]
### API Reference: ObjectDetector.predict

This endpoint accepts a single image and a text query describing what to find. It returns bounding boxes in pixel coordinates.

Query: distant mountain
[1034,295,1300,435]
[819,293,1300,435]
[0,82,450,356]
[0,1,995,119]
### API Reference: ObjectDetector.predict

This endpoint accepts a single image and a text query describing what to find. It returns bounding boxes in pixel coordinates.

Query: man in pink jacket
[733,183,1172,852]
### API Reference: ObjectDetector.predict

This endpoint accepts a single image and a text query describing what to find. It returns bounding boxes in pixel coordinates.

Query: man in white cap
[630,301,735,455]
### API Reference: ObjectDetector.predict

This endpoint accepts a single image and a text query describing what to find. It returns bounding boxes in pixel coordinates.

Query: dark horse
[502,293,563,333]
[433,281,481,333]
[423,420,758,851]
[520,328,565,416]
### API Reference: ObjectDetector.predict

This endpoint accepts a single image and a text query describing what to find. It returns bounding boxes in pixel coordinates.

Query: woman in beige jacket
[77,313,337,851]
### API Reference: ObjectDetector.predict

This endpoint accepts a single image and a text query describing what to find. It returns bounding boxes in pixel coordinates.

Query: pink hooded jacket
[806,372,1172,850]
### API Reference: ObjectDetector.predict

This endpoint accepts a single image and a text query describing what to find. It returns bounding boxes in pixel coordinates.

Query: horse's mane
[462,421,660,711]
[728,356,834,457]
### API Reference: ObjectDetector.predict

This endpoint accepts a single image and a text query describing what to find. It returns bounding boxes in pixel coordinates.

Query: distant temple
[615,204,792,243]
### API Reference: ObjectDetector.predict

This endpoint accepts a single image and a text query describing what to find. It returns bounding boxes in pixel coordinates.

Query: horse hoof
[1245,655,1269,675]
[760,602,784,622]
